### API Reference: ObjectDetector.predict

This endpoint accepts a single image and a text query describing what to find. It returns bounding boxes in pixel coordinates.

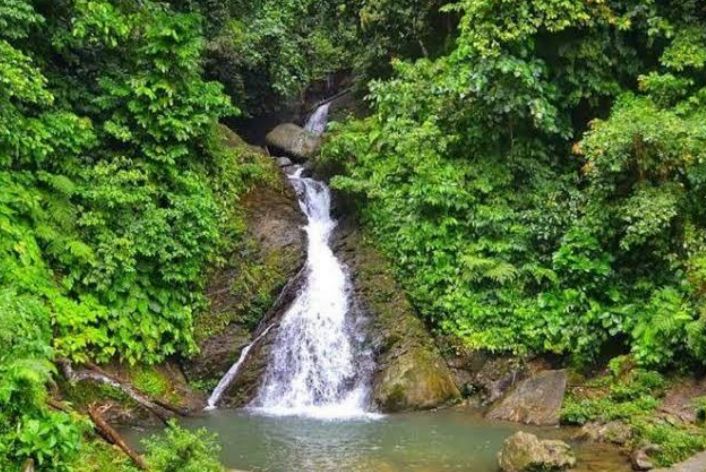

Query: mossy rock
[333,223,460,412]
[184,126,306,388]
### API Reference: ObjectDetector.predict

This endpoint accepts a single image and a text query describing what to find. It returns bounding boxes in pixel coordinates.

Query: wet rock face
[183,324,251,383]
[333,222,460,412]
[265,123,321,161]
[487,369,568,426]
[183,126,306,391]
[498,431,576,472]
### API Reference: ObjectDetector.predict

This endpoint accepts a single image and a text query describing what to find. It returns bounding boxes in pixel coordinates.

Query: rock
[632,444,660,470]
[473,356,526,404]
[498,431,576,472]
[333,225,460,412]
[182,324,250,383]
[275,156,293,167]
[372,345,461,412]
[653,451,706,472]
[183,125,306,393]
[439,338,529,402]
[265,123,321,161]
[577,420,632,445]
[487,369,567,425]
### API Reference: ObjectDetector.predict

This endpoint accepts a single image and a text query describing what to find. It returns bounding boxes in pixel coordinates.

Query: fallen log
[57,359,178,424]
[88,404,148,470]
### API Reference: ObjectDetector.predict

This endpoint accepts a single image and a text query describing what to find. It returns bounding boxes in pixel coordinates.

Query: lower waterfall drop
[249,168,375,419]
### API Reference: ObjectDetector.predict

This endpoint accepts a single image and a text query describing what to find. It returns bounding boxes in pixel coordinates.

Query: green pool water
[123,408,631,471]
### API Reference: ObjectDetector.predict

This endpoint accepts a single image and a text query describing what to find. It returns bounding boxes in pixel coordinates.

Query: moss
[194,243,294,342]
[72,438,137,472]
[378,383,408,412]
[194,125,294,343]
[188,377,219,393]
[130,366,170,398]
[60,378,131,410]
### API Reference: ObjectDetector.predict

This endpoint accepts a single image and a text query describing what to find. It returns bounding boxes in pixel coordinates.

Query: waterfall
[205,325,274,410]
[304,102,330,135]
[249,167,374,419]
[207,100,374,418]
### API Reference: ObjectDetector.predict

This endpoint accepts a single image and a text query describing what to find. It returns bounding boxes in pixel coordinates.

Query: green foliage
[324,0,706,369]
[0,0,261,468]
[70,439,137,472]
[0,290,85,471]
[201,0,359,115]
[131,367,170,399]
[142,422,225,472]
[637,421,706,467]
[561,368,665,425]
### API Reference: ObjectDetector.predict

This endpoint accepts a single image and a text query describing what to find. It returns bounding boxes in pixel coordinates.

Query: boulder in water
[577,420,633,445]
[498,432,576,472]
[265,123,321,161]
[487,369,567,425]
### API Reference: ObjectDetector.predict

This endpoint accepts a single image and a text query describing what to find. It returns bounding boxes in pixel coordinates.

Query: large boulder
[487,369,567,425]
[498,432,576,472]
[472,355,526,404]
[265,123,321,161]
[334,225,460,412]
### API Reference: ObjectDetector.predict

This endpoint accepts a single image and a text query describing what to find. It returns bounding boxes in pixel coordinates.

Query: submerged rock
[577,420,632,445]
[333,225,460,412]
[487,369,567,425]
[498,431,576,472]
[265,123,321,161]
[632,444,660,470]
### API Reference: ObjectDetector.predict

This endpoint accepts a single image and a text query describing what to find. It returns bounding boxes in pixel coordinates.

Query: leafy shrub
[142,422,224,472]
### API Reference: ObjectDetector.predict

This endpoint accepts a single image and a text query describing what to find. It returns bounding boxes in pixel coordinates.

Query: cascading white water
[207,102,374,418]
[304,102,330,135]
[249,166,374,419]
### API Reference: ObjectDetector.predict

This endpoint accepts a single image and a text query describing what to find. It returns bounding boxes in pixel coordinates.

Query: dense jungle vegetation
[2,0,706,470]
[326,0,706,369]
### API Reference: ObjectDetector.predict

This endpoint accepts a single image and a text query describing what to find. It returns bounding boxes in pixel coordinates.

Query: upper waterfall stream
[304,102,330,134]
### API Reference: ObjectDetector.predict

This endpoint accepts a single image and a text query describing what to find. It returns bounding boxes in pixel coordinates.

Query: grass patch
[562,357,706,466]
